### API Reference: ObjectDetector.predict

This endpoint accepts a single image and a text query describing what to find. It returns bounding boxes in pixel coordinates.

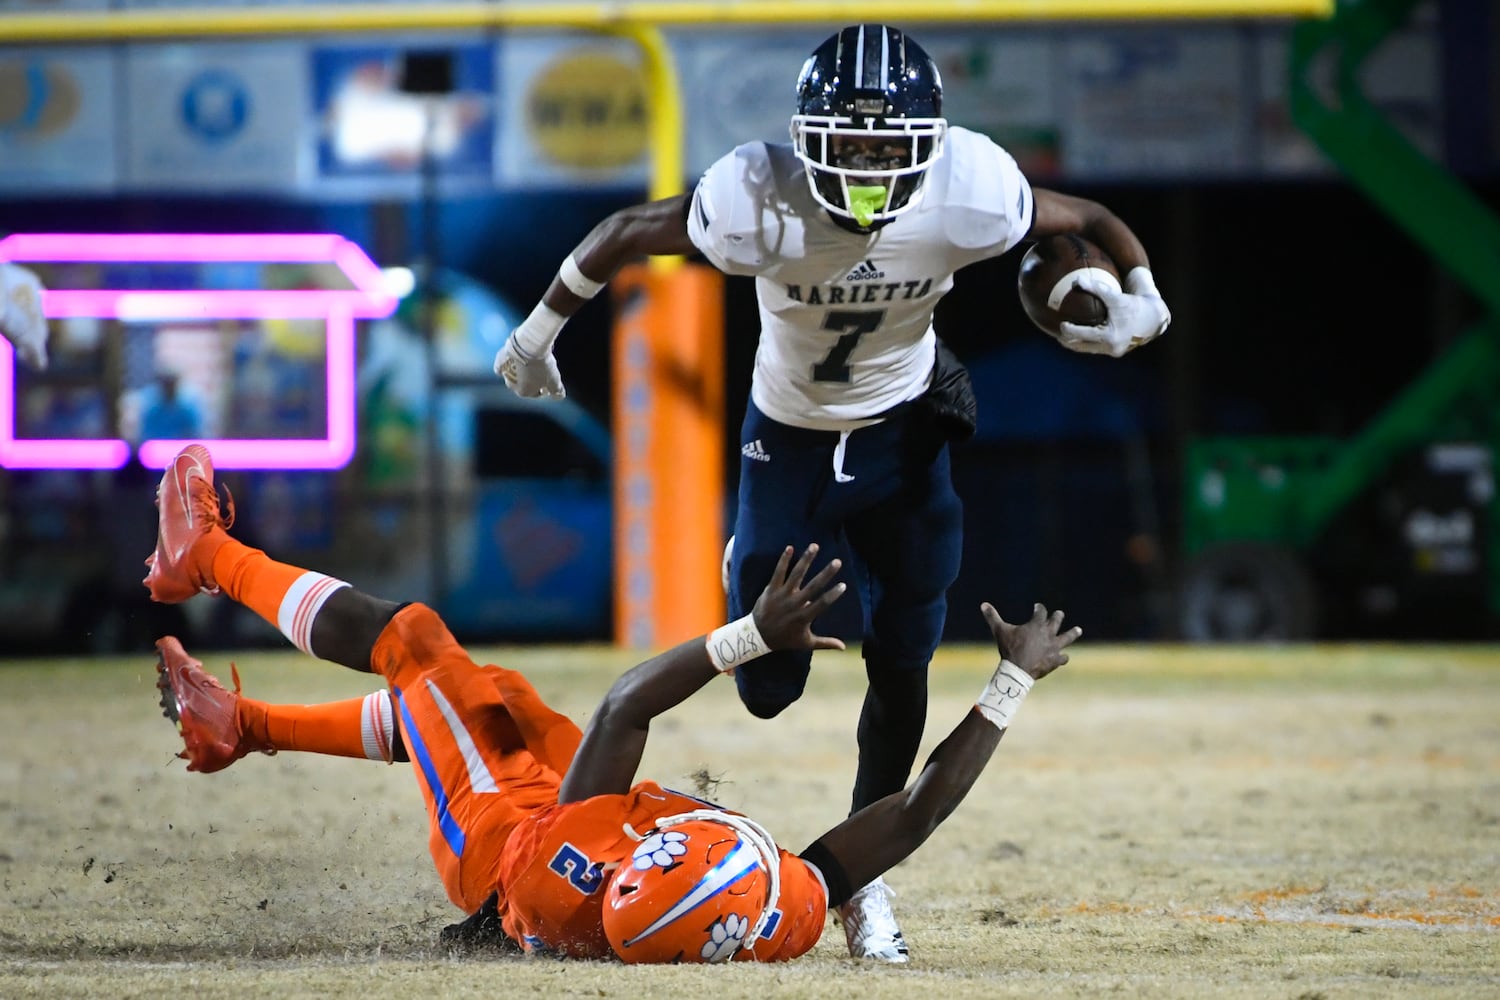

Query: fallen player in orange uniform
[146,443,1079,963]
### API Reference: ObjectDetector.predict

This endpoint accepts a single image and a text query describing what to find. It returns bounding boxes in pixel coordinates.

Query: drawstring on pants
[832,430,855,483]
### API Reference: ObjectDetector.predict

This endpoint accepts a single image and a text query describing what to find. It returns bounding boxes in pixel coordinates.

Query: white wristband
[559,253,606,300]
[974,660,1034,731]
[706,613,769,673]
[1124,266,1159,298]
[509,301,568,361]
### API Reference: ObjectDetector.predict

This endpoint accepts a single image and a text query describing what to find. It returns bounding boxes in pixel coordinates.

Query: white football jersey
[688,126,1034,431]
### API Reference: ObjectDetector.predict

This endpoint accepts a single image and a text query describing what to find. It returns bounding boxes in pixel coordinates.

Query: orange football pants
[369,603,582,913]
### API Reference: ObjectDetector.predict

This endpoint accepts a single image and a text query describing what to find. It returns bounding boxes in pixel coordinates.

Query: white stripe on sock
[276,572,350,654]
[361,690,395,763]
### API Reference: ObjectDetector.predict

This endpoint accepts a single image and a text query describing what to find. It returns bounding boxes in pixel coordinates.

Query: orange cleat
[143,444,234,603]
[154,636,274,774]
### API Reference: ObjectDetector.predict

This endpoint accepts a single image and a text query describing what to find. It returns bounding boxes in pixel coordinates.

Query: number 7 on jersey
[812,309,885,383]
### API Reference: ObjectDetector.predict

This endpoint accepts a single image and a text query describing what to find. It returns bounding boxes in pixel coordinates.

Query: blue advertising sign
[312,42,495,192]
[122,43,307,191]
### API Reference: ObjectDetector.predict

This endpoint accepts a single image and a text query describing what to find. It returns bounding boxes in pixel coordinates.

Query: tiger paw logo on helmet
[700,913,750,962]
[631,830,688,870]
[602,812,783,964]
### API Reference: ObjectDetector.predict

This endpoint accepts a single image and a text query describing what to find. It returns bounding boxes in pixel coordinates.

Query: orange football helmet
[602,810,782,964]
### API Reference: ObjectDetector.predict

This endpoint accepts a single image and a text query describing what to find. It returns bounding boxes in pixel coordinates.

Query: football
[1016,234,1121,338]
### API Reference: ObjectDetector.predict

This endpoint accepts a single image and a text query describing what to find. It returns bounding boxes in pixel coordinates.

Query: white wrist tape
[706,613,770,673]
[1124,266,1159,298]
[509,301,568,360]
[974,660,1034,730]
[559,253,606,300]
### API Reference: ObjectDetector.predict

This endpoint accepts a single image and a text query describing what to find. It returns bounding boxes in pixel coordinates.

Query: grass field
[2,641,1497,998]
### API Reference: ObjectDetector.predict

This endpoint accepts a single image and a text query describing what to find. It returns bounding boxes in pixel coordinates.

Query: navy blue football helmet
[790,24,947,227]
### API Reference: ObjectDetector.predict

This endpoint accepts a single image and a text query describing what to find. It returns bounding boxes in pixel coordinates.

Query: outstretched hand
[751,544,847,652]
[980,602,1081,681]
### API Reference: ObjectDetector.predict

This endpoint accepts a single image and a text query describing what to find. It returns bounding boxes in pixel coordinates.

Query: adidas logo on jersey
[741,439,771,462]
[845,259,885,281]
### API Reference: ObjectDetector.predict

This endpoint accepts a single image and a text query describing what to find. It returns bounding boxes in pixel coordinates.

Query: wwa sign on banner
[494,33,649,189]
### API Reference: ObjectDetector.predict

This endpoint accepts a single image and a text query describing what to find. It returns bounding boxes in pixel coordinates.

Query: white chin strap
[655,810,783,949]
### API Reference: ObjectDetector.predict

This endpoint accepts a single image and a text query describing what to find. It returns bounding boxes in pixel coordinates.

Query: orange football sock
[210,538,349,656]
[237,690,396,761]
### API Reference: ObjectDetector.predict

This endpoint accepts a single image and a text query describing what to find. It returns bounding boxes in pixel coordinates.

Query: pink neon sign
[0,233,399,471]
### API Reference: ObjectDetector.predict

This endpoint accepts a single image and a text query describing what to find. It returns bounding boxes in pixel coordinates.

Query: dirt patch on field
[1,643,1496,998]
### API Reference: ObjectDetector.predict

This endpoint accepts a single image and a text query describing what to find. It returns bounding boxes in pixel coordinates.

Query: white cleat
[838,876,910,963]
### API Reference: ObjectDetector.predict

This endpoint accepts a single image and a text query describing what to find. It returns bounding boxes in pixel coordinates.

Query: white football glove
[1057,267,1171,359]
[0,263,49,370]
[493,334,565,399]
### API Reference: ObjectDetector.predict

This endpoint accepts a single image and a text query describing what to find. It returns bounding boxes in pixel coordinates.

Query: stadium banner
[494,33,650,190]
[612,263,724,649]
[122,42,307,191]
[1251,26,1335,176]
[311,40,496,197]
[117,0,399,6]
[676,31,807,180]
[1252,16,1439,176]
[923,30,1062,182]
[1351,15,1443,160]
[0,47,117,192]
[0,0,109,8]
[1060,26,1251,180]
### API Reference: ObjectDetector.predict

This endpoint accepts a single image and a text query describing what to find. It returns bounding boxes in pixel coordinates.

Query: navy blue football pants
[727,399,963,719]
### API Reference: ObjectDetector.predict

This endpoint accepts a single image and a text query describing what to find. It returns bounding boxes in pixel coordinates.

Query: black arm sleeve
[798,839,855,909]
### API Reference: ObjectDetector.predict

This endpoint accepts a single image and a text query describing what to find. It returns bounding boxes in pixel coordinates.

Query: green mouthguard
[847,185,888,227]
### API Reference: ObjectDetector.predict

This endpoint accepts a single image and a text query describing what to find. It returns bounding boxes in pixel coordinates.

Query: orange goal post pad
[611,262,726,648]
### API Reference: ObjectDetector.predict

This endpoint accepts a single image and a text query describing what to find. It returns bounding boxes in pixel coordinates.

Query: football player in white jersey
[494,23,1170,961]
[0,261,49,370]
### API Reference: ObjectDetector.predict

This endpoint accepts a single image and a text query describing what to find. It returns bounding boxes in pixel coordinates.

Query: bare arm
[543,194,697,318]
[558,545,846,804]
[495,194,697,397]
[803,603,1080,894]
[1029,188,1151,274]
